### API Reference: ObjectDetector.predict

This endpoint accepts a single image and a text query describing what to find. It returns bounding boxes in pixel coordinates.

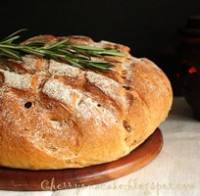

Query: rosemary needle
[0,30,125,71]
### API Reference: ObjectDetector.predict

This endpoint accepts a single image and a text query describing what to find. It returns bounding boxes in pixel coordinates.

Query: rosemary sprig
[0,30,125,70]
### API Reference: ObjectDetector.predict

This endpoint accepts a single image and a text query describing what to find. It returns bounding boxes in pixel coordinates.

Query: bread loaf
[0,35,172,169]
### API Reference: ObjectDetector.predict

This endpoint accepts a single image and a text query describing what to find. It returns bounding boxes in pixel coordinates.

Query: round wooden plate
[0,128,163,191]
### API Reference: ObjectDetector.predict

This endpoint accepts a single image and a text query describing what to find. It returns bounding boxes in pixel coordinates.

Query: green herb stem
[0,30,125,70]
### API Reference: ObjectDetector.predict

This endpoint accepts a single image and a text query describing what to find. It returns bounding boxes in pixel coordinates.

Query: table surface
[0,97,200,196]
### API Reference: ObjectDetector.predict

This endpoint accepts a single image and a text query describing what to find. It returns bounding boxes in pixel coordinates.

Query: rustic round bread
[0,35,172,170]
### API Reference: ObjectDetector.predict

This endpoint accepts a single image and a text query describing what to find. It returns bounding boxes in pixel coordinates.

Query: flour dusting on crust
[49,60,81,77]
[86,71,127,107]
[0,69,32,89]
[22,55,47,71]
[42,79,117,126]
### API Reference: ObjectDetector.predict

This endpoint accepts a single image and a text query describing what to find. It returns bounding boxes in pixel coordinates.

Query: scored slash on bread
[0,35,172,169]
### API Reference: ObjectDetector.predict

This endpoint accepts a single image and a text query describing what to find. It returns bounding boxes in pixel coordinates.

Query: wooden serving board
[0,128,163,191]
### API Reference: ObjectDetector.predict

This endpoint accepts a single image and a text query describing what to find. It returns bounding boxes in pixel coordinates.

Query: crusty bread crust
[0,35,173,169]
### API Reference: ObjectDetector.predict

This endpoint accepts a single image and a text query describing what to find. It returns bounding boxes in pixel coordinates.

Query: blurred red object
[188,66,198,74]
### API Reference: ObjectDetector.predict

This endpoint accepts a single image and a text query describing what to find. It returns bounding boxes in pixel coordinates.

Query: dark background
[0,0,200,94]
